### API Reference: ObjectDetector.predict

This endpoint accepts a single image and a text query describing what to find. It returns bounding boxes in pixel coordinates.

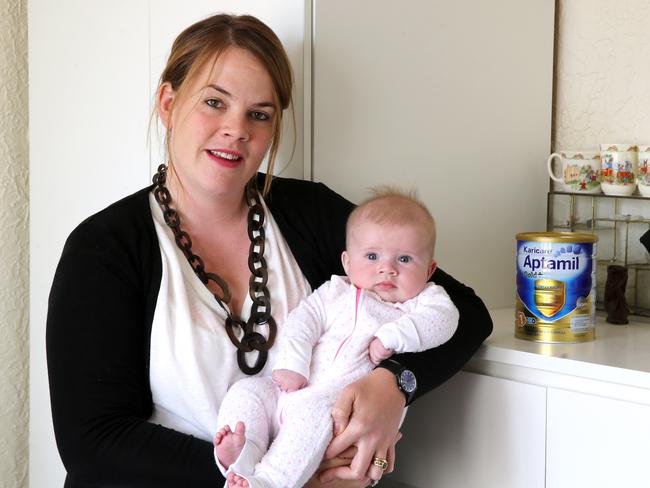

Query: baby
[214,188,459,488]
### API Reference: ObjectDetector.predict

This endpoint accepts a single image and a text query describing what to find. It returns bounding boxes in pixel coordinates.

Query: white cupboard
[388,308,650,488]
[389,372,546,488]
[29,3,150,487]
[547,388,650,488]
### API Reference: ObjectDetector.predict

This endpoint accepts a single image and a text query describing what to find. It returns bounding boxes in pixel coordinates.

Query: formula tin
[515,232,598,343]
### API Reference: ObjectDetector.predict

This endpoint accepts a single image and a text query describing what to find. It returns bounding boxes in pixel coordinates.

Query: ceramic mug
[547,151,601,193]
[600,144,638,196]
[636,145,650,197]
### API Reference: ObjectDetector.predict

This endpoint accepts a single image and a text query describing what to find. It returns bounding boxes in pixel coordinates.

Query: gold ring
[372,457,388,471]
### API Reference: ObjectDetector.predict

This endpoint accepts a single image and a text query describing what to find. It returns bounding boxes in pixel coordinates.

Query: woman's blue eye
[398,255,412,263]
[205,99,224,109]
[366,253,377,261]
[250,111,270,121]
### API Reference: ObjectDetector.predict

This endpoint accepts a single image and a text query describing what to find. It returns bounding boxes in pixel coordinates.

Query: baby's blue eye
[366,253,378,261]
[398,255,412,263]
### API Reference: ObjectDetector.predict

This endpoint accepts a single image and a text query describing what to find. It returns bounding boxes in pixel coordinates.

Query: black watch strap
[377,359,417,406]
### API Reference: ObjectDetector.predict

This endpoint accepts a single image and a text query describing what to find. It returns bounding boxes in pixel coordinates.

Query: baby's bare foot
[227,472,250,488]
[215,421,246,469]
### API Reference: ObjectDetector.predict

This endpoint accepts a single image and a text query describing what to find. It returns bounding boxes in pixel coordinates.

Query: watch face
[399,369,417,394]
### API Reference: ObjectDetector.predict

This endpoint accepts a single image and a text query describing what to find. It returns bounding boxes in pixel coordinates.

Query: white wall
[554,0,650,149]
[0,0,28,486]
[553,0,650,310]
[28,2,304,486]
[312,0,556,309]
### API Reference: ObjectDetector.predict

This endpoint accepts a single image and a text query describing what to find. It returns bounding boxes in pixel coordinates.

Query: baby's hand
[272,369,308,392]
[368,338,394,364]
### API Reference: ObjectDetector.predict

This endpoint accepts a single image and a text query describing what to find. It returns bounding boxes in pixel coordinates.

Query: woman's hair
[346,186,437,257]
[157,13,294,194]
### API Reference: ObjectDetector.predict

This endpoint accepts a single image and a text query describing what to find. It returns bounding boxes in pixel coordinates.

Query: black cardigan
[47,174,492,487]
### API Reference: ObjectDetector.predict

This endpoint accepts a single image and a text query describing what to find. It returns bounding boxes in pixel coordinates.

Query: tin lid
[516,232,598,243]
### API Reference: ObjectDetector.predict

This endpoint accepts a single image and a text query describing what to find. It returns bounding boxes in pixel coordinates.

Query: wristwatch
[378,359,417,406]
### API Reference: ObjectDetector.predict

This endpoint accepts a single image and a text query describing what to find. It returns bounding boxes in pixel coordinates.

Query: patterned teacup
[600,144,638,196]
[636,145,650,197]
[547,151,601,193]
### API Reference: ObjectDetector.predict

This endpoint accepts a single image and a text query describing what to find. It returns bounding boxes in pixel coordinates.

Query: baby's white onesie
[216,275,459,488]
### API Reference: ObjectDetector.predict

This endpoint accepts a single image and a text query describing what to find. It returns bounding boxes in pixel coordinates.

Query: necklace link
[162,209,180,228]
[204,272,231,304]
[153,164,276,375]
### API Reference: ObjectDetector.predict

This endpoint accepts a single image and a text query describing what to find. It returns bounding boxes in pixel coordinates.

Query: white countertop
[472,308,650,392]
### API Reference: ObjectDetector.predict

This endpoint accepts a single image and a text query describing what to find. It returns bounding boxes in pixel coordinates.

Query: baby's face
[341,220,436,303]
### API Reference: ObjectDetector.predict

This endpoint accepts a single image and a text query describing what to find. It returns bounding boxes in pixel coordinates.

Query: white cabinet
[387,309,650,488]
[547,388,650,488]
[388,371,547,488]
[386,309,650,487]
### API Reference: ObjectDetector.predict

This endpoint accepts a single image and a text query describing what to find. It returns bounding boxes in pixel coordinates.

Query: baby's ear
[341,251,350,275]
[428,259,437,279]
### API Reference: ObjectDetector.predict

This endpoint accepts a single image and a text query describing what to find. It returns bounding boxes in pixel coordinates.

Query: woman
[46,13,492,488]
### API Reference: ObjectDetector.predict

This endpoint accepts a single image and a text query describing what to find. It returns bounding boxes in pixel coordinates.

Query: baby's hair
[346,186,437,256]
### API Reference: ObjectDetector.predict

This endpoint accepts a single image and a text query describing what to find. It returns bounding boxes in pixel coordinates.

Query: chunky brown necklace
[152,164,276,375]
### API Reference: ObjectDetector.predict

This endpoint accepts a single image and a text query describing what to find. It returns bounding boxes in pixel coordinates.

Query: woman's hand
[320,368,405,484]
[304,447,370,488]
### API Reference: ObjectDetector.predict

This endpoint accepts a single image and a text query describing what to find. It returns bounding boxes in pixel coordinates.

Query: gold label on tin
[534,279,565,317]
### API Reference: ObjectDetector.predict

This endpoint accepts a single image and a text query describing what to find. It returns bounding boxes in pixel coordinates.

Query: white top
[147,192,312,441]
[274,276,459,383]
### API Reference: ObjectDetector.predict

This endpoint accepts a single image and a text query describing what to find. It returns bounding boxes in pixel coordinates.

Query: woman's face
[158,46,276,201]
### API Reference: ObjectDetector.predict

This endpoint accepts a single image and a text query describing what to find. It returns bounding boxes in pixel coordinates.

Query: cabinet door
[387,371,546,488]
[547,387,650,488]
[30,3,151,487]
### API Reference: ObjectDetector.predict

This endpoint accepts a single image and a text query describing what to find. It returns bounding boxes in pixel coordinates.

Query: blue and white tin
[515,232,598,343]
